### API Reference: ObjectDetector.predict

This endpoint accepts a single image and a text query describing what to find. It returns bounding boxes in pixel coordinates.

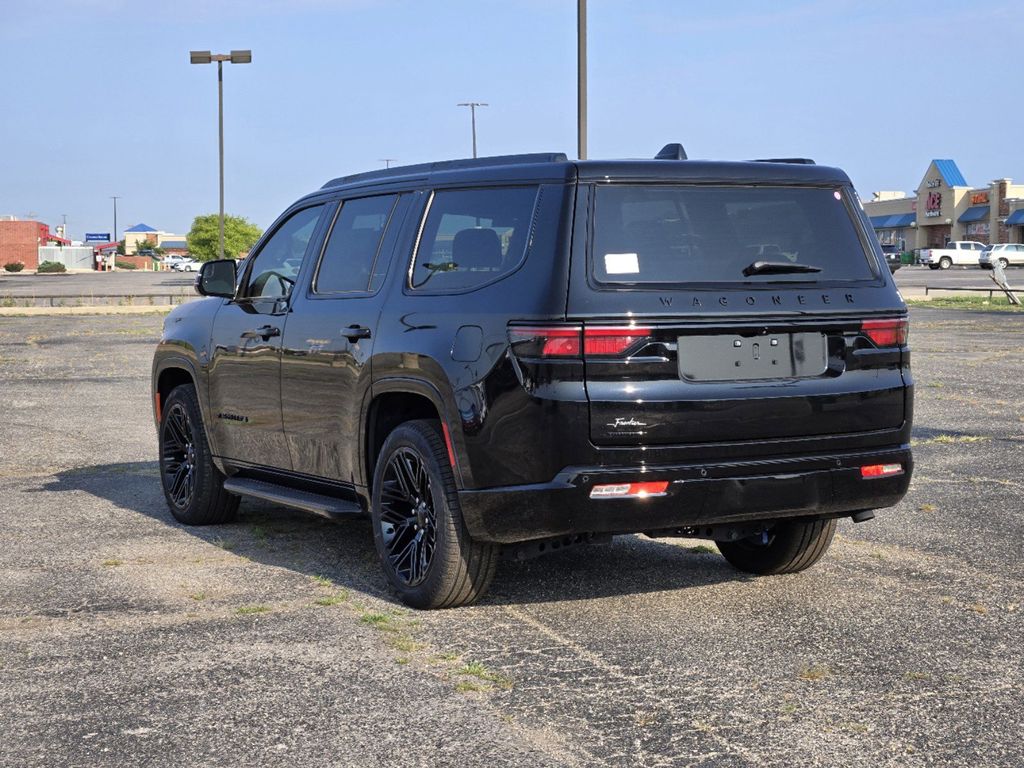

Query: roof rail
[655,143,688,160]
[753,158,816,165]
[321,152,569,189]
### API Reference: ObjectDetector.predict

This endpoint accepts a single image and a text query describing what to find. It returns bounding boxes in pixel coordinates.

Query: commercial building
[0,218,64,270]
[864,160,1024,250]
[124,223,189,255]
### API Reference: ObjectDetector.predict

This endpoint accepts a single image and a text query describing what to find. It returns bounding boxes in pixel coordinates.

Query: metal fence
[37,246,95,270]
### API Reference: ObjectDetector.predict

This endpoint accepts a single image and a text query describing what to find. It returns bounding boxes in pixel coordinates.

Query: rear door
[568,183,908,448]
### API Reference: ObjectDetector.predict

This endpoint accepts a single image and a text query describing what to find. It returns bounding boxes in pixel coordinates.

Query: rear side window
[591,185,875,285]
[314,194,398,294]
[411,186,538,291]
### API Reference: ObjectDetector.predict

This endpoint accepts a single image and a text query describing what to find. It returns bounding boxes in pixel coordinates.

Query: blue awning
[958,205,989,223]
[1006,209,1024,226]
[870,213,915,229]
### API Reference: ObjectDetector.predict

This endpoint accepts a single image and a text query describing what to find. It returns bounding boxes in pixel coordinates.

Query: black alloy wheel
[161,401,197,511]
[158,384,238,526]
[370,420,497,609]
[378,447,438,587]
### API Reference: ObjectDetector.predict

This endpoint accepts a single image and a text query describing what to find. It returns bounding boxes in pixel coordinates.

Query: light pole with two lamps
[189,49,251,260]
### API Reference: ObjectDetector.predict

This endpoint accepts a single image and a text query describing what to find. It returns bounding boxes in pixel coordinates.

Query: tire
[998,258,1009,270]
[715,518,836,576]
[939,257,952,270]
[370,419,498,609]
[928,264,939,270]
[158,383,239,525]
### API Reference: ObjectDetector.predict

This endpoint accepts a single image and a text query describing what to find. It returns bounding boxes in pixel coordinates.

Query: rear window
[411,186,539,292]
[591,185,876,284]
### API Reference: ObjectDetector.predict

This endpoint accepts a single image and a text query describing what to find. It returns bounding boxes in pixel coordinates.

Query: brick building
[0,219,51,270]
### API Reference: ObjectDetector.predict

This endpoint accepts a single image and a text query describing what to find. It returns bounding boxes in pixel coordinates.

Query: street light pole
[110,196,120,243]
[577,0,587,160]
[190,49,251,260]
[457,102,488,158]
[379,158,397,168]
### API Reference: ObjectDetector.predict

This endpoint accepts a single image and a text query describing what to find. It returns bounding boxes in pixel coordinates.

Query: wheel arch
[363,378,464,493]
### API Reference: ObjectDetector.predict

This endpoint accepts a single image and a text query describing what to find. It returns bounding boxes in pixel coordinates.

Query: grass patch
[903,671,930,681]
[686,544,717,555]
[189,592,207,601]
[918,503,937,512]
[236,605,271,615]
[101,559,124,567]
[314,591,350,607]
[211,537,236,551]
[360,612,398,632]
[798,663,830,681]
[310,574,333,587]
[968,603,988,615]
[386,635,422,653]
[906,295,1024,311]
[455,661,513,691]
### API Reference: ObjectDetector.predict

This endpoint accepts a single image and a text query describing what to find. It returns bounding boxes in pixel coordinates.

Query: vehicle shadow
[38,461,747,608]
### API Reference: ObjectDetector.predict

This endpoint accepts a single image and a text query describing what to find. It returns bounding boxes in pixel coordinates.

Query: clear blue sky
[2,0,1021,240]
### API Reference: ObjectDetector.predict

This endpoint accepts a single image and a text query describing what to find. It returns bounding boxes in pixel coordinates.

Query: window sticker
[604,252,639,274]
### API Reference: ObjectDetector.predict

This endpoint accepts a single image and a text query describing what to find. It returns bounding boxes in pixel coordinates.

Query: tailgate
[585,316,907,446]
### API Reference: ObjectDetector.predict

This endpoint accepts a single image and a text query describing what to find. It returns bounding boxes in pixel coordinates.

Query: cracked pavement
[0,308,1021,767]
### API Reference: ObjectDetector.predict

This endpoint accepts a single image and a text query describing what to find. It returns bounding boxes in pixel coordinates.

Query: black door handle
[342,325,372,342]
[241,325,281,341]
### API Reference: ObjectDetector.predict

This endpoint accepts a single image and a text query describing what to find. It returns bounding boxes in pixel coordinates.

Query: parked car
[171,258,199,272]
[160,255,191,268]
[919,241,986,270]
[979,243,1024,269]
[152,146,913,608]
[880,244,902,273]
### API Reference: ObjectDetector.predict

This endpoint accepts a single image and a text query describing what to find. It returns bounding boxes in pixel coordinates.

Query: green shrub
[36,261,67,274]
[115,261,138,270]
[3,262,25,272]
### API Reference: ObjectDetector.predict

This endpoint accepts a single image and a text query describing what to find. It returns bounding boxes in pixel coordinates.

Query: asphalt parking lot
[1,308,1022,767]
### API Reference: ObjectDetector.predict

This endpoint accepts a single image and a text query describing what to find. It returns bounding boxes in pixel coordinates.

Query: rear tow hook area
[501,533,613,561]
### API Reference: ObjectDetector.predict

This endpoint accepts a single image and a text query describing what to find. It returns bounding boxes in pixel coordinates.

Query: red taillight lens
[508,326,582,358]
[861,318,908,347]
[583,326,651,356]
[860,463,903,479]
[590,481,669,499]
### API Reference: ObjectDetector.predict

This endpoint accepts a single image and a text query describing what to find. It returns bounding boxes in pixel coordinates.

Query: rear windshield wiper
[742,260,822,277]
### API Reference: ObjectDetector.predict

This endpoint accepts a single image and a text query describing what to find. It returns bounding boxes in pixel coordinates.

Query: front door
[208,204,326,470]
[281,193,408,485]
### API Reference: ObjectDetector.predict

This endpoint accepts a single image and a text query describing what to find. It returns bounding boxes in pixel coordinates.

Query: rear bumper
[459,446,912,544]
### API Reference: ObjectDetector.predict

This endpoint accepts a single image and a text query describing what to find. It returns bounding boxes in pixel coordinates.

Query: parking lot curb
[0,305,173,317]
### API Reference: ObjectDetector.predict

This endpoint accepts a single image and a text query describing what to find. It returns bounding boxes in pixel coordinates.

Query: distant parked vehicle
[161,255,193,270]
[979,243,1024,269]
[880,244,902,273]
[171,258,199,272]
[919,241,986,270]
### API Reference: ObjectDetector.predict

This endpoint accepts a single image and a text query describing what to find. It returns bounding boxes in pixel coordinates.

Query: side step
[223,478,363,521]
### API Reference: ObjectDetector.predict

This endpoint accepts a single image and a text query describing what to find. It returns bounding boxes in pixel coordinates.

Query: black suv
[152,147,913,608]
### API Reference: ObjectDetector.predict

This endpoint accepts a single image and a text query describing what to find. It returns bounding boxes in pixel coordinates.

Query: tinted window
[592,185,875,284]
[243,205,324,298]
[411,186,538,291]
[314,195,398,294]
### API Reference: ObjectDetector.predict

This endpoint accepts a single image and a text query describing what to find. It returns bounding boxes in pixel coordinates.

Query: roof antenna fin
[655,143,687,160]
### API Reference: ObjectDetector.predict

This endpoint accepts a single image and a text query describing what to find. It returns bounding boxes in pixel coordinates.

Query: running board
[223,478,363,520]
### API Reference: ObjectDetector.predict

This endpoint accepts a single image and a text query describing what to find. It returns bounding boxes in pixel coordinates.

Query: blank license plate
[678,333,827,381]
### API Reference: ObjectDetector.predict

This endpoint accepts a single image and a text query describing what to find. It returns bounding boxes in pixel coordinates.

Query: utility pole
[110,196,120,242]
[577,0,587,160]
[457,102,488,158]
[379,158,397,168]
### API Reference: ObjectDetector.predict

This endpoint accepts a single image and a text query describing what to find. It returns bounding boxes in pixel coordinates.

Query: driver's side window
[242,205,325,299]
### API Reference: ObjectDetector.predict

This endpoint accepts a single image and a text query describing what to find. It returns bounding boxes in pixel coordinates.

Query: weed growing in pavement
[798,663,830,681]
[189,592,207,601]
[919,503,937,512]
[968,603,988,615]
[211,537,236,551]
[360,612,398,631]
[903,671,930,681]
[686,544,717,555]
[455,661,513,691]
[236,605,271,615]
[314,591,350,607]
[310,574,333,587]
[101,559,124,567]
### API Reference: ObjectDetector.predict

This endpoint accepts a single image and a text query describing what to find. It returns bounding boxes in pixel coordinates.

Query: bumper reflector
[860,463,903,479]
[590,481,669,499]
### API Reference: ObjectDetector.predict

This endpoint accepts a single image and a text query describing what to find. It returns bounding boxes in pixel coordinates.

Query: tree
[186,214,263,261]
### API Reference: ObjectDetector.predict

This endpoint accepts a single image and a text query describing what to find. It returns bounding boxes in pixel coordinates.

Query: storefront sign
[925,191,942,217]
[970,192,989,205]
[85,233,111,242]
[926,178,942,189]
[966,222,990,236]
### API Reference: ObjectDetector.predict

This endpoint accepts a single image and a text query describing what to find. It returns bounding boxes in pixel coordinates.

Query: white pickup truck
[919,241,986,270]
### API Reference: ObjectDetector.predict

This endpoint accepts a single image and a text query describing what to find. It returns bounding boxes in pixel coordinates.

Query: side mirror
[195,259,237,298]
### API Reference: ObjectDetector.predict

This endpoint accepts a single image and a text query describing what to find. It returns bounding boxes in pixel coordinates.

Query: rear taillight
[590,481,669,499]
[861,318,908,347]
[509,324,651,358]
[860,463,903,479]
